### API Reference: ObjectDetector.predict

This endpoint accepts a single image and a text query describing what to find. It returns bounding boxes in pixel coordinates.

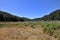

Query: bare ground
[0,25,57,40]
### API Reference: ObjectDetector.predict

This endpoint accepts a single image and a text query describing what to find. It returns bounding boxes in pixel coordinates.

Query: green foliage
[0,11,31,22]
[34,9,60,21]
[40,21,60,38]
[1,9,60,21]
[0,24,3,26]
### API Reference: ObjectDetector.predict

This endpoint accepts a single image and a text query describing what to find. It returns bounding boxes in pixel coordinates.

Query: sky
[0,0,60,19]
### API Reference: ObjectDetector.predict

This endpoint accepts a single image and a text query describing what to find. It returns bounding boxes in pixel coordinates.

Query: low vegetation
[0,21,60,40]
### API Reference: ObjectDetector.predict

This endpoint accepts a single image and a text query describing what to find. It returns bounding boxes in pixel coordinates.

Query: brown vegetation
[0,26,56,40]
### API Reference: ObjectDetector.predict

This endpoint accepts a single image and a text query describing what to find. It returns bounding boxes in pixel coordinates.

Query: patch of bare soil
[0,26,56,40]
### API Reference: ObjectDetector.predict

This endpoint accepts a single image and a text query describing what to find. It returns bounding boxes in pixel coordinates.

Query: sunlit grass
[0,21,60,40]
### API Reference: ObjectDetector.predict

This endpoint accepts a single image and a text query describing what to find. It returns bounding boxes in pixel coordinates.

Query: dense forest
[0,9,60,21]
[0,11,31,22]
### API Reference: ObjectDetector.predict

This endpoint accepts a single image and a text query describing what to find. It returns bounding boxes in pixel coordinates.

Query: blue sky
[0,0,60,19]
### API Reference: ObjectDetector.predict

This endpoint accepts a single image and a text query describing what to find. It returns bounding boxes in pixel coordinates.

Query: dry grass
[0,26,56,40]
[0,22,58,40]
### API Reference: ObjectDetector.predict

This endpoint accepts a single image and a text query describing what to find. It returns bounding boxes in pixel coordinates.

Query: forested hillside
[34,9,60,21]
[0,9,60,21]
[0,11,31,22]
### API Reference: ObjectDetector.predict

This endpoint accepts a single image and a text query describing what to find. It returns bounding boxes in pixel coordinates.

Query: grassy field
[0,21,60,40]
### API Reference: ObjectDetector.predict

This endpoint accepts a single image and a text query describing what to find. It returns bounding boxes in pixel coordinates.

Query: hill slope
[0,11,31,22]
[0,9,60,21]
[34,9,60,21]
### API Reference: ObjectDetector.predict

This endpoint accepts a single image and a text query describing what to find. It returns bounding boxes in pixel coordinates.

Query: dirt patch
[0,26,56,40]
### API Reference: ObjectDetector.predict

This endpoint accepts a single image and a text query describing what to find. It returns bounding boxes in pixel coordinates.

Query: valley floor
[0,26,56,40]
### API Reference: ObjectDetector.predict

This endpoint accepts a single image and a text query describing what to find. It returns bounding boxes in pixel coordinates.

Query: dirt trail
[0,26,57,40]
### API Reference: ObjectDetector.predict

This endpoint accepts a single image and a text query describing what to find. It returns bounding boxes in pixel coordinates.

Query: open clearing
[0,27,56,40]
[0,22,59,40]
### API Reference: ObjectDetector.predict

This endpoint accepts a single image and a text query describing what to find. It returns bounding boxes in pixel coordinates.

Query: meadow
[0,21,60,40]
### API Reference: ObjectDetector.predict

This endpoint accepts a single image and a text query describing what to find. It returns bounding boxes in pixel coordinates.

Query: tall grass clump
[42,21,60,36]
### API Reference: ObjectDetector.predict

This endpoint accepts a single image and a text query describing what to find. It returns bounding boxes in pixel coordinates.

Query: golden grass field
[0,22,59,40]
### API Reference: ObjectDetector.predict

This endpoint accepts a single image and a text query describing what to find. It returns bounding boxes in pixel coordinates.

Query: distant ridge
[0,9,60,21]
[33,9,60,21]
[0,11,31,22]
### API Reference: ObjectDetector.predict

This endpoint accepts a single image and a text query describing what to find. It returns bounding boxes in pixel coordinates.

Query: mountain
[0,9,60,21]
[34,9,60,21]
[0,11,31,22]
